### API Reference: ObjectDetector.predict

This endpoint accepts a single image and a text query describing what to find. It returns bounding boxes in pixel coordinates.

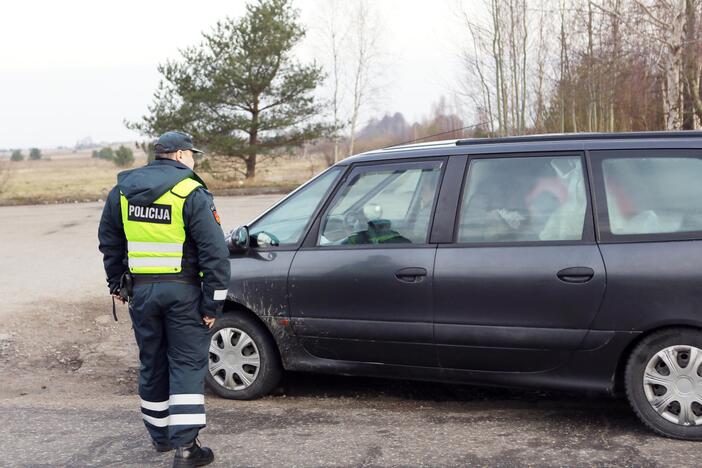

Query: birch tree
[458,0,538,136]
[347,0,382,156]
[317,0,350,163]
[633,0,687,129]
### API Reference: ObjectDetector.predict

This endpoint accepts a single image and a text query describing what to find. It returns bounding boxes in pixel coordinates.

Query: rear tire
[205,313,282,400]
[625,328,702,440]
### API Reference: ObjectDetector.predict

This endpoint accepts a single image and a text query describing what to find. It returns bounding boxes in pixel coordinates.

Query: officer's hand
[203,316,216,328]
[112,293,126,304]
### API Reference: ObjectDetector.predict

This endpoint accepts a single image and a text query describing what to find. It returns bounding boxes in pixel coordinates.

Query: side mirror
[227,226,250,253]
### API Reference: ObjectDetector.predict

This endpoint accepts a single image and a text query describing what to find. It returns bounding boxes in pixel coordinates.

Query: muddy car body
[208,132,702,440]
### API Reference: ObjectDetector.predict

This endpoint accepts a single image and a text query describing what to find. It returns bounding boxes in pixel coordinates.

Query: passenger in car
[535,159,587,240]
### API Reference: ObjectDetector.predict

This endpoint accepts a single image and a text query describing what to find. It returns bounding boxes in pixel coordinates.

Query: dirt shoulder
[0,293,694,467]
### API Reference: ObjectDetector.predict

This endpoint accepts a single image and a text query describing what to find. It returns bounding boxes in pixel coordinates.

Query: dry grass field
[0,145,330,206]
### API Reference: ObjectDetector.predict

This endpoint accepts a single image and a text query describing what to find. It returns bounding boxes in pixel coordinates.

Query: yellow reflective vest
[120,178,202,274]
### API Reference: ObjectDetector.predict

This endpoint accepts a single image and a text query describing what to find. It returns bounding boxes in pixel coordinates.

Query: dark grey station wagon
[207,132,702,440]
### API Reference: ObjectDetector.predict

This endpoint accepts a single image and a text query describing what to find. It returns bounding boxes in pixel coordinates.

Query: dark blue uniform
[98,159,230,448]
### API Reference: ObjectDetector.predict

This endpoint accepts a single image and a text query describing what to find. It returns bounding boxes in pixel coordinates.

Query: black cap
[153,131,203,155]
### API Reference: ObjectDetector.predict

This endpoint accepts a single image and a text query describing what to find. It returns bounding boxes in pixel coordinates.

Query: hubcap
[208,327,260,391]
[643,345,702,426]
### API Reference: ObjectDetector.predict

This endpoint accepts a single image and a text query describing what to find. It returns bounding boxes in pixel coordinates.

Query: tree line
[459,0,702,135]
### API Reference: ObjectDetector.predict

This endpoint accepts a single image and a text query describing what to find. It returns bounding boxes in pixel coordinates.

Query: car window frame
[247,165,348,252]
[447,151,596,248]
[590,148,702,244]
[300,157,449,250]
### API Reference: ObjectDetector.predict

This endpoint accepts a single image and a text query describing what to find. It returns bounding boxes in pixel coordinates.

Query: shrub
[94,147,114,161]
[29,148,42,160]
[10,150,23,162]
[113,145,135,168]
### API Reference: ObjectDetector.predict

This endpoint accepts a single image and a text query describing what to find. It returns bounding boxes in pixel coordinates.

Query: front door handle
[395,267,427,283]
[557,267,595,284]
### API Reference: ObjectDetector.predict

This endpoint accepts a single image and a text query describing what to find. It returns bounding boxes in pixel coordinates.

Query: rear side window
[601,157,702,236]
[457,156,588,243]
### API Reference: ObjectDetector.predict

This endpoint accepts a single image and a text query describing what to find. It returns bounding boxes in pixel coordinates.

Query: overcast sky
[0,0,469,149]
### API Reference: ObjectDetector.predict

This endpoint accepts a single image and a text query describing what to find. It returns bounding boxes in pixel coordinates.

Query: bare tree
[317,0,350,163]
[633,0,687,129]
[458,0,540,136]
[347,1,382,156]
[684,0,702,126]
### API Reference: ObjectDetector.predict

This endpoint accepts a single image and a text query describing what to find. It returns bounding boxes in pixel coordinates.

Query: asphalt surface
[1,196,700,467]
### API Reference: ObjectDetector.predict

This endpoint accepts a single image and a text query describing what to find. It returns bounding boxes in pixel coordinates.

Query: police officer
[98,131,230,467]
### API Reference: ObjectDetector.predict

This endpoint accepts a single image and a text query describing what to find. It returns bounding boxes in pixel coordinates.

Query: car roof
[340,131,702,165]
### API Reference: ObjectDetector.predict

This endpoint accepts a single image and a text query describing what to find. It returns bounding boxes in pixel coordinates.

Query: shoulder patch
[210,204,221,225]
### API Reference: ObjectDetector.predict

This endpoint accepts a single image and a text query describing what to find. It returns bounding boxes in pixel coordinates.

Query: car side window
[249,167,341,247]
[318,161,443,246]
[602,157,702,235]
[457,156,587,243]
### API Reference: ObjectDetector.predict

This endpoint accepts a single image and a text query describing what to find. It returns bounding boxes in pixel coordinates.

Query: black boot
[172,439,214,468]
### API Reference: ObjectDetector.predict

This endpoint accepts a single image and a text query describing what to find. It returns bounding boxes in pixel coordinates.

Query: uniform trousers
[129,281,210,447]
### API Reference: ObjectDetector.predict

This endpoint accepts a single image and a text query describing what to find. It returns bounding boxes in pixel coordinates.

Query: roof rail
[455,131,702,146]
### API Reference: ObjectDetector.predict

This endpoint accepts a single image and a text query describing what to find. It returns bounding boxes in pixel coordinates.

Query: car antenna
[384,121,492,148]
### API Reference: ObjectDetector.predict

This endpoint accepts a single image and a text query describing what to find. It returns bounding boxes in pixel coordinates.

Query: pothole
[47,344,84,371]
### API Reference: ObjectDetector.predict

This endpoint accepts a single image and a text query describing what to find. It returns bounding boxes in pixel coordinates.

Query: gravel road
[0,196,698,467]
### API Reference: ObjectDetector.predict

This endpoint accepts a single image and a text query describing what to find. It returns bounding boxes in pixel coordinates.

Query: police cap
[154,131,204,155]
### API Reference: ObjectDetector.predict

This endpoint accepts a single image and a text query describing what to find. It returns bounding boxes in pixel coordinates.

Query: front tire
[625,328,702,440]
[205,313,282,400]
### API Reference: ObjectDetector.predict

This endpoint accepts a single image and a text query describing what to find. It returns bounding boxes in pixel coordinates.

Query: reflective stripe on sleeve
[128,241,182,253]
[129,257,182,268]
[169,414,206,426]
[213,289,228,301]
[141,399,169,411]
[143,414,169,427]
[169,394,205,406]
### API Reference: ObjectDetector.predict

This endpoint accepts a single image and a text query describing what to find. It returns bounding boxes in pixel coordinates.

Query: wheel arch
[222,300,284,366]
[613,324,702,394]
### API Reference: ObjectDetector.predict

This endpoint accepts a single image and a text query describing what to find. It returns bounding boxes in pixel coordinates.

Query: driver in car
[341,218,411,245]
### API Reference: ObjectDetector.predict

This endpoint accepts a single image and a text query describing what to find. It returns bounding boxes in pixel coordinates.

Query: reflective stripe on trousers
[140,395,206,428]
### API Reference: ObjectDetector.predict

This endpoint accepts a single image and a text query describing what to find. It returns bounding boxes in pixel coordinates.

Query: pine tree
[127,0,329,179]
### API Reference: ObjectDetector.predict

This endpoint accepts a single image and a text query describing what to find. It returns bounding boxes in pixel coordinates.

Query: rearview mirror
[227,225,250,253]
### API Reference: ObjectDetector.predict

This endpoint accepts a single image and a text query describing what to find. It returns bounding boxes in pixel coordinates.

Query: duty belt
[132,274,201,287]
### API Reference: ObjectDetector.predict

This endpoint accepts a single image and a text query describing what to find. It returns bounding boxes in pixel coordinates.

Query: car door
[589,149,702,332]
[227,167,343,320]
[288,158,445,366]
[433,153,606,372]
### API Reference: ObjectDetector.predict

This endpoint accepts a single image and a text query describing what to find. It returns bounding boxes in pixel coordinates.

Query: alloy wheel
[209,327,261,391]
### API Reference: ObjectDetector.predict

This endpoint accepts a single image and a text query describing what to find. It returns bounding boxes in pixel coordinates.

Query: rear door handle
[557,267,595,284]
[395,267,427,283]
